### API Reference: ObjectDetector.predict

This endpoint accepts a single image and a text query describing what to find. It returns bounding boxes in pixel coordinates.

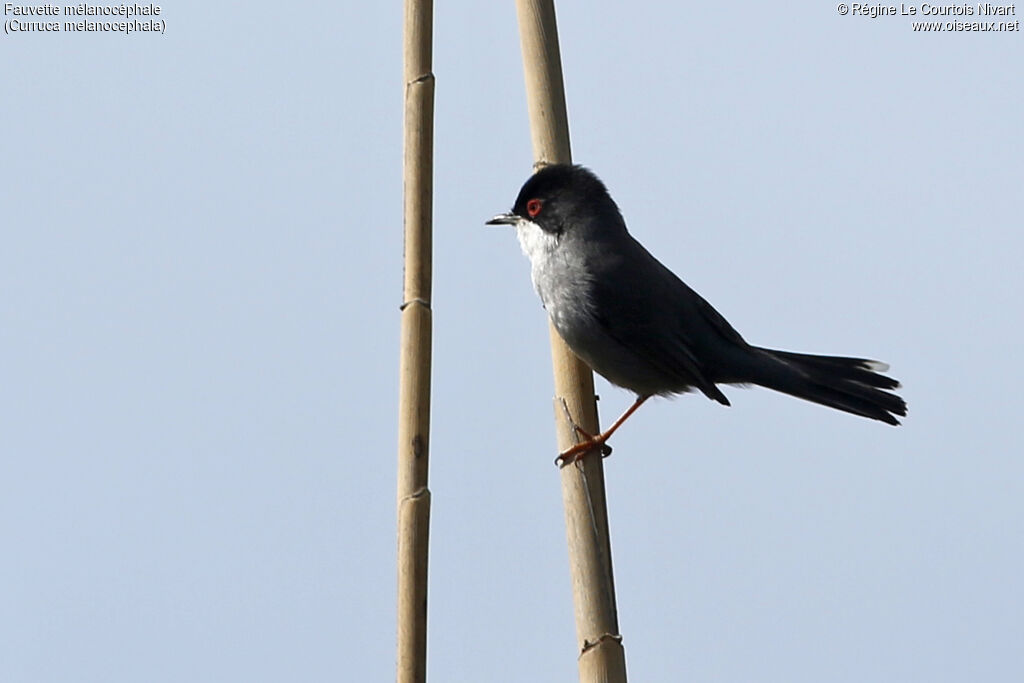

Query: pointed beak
[486,212,519,226]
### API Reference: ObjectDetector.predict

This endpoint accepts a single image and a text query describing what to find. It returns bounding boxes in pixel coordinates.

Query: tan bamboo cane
[396,0,433,681]
[514,1,628,680]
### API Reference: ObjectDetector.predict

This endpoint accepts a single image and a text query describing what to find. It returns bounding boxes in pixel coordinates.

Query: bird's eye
[526,198,543,217]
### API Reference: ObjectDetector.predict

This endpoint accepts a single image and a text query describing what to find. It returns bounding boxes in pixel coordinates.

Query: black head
[487,164,624,237]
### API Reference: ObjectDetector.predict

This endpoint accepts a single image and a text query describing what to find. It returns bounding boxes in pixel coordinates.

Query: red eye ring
[526,198,543,218]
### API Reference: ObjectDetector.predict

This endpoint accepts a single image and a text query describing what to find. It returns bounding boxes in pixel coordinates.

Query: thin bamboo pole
[514,2,628,680]
[396,0,433,680]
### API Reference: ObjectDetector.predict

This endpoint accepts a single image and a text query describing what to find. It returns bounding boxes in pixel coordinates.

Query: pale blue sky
[3,2,1022,681]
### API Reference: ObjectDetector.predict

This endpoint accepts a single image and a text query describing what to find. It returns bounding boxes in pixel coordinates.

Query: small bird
[488,164,906,462]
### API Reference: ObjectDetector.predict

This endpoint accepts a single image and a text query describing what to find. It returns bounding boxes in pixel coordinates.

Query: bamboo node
[406,72,435,88]
[400,297,431,311]
[400,486,429,504]
[580,632,624,654]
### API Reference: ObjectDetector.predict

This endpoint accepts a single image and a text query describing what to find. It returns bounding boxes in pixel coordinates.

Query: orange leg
[557,395,651,466]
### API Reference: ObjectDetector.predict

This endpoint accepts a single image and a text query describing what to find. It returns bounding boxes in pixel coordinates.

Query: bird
[487,164,907,463]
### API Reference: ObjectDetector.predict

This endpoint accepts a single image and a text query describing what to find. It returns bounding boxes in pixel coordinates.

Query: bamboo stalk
[513,2,628,680]
[396,0,433,681]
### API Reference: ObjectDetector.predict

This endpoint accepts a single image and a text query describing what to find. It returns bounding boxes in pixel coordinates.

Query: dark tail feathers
[751,348,907,425]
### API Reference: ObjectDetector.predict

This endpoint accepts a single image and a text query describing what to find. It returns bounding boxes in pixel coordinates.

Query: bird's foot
[555,425,613,467]
[554,394,651,468]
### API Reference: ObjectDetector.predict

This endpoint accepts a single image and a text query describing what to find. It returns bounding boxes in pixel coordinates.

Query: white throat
[515,218,559,266]
[514,218,565,310]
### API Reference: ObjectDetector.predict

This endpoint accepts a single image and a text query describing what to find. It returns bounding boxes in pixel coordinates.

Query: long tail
[748,348,907,425]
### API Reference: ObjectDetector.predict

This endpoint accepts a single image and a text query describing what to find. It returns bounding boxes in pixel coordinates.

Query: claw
[555,437,611,467]
[553,395,650,468]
